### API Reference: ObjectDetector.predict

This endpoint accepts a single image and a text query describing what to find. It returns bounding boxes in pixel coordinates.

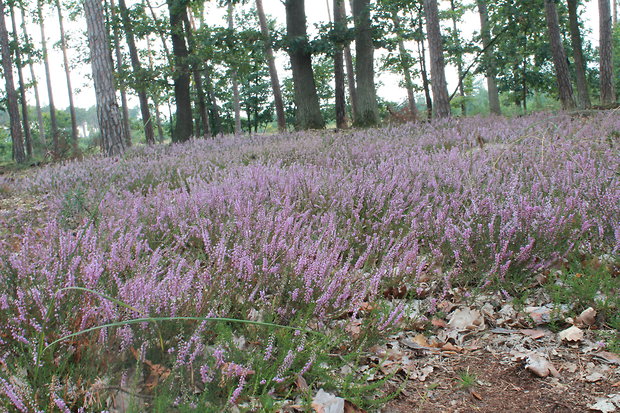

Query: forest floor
[0,114,618,412]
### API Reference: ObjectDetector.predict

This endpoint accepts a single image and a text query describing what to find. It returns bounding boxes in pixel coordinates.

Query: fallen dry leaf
[525,353,560,378]
[559,326,584,343]
[589,399,617,413]
[470,390,483,401]
[344,400,366,413]
[595,352,620,365]
[431,318,448,328]
[296,375,309,392]
[525,306,552,325]
[520,329,547,339]
[312,389,345,413]
[576,307,597,327]
[448,308,484,331]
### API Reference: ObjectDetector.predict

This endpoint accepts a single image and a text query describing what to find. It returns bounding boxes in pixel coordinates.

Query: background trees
[0,0,618,162]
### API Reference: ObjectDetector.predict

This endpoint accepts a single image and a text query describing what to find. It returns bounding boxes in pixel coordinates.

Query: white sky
[16,0,604,110]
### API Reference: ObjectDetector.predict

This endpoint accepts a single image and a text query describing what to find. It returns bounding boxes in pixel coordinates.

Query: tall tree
[544,0,576,110]
[476,0,501,115]
[334,0,347,128]
[184,10,211,139]
[415,11,432,119]
[84,0,126,156]
[391,10,419,120]
[109,0,132,147]
[0,0,26,163]
[567,0,591,109]
[227,1,242,135]
[423,0,450,118]
[146,34,166,142]
[599,0,616,104]
[37,0,60,154]
[352,0,379,126]
[285,0,325,130]
[55,0,80,154]
[448,0,466,115]
[167,0,194,142]
[9,4,32,158]
[19,6,46,146]
[256,0,287,131]
[118,0,156,144]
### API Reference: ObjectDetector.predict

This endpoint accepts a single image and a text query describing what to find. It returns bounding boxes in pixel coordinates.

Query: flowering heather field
[0,113,619,411]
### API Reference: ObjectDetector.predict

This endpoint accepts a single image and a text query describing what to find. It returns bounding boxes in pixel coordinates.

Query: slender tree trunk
[0,0,25,163]
[599,0,616,104]
[118,0,156,144]
[416,16,433,120]
[613,0,617,27]
[20,7,46,146]
[256,0,287,131]
[84,0,125,156]
[544,0,576,110]
[55,0,80,154]
[344,44,357,122]
[423,0,451,118]
[476,0,501,115]
[205,65,223,136]
[37,0,60,154]
[334,0,347,128]
[109,0,132,147]
[9,5,32,158]
[167,0,194,142]
[392,11,419,121]
[183,9,211,139]
[285,0,325,130]
[144,0,172,63]
[352,0,379,126]
[449,0,466,115]
[227,2,242,135]
[146,35,165,142]
[567,0,591,109]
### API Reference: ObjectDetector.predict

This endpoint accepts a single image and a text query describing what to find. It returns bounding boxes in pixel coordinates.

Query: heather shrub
[0,113,618,410]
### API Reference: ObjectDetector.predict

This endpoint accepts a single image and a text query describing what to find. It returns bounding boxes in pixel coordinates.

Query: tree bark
[9,5,32,158]
[423,0,450,118]
[205,65,223,136]
[613,0,617,27]
[415,14,433,120]
[256,0,287,131]
[146,35,166,142]
[108,0,132,147]
[84,0,126,156]
[183,9,211,139]
[19,6,46,146]
[55,0,80,154]
[544,0,576,110]
[391,11,419,121]
[285,0,325,130]
[0,0,25,163]
[37,0,60,154]
[567,0,592,109]
[227,1,242,135]
[352,0,379,127]
[476,0,501,115]
[334,0,347,128]
[449,0,466,116]
[118,0,156,144]
[167,0,194,142]
[599,0,616,104]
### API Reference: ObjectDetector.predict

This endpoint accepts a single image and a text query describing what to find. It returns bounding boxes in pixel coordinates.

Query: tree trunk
[118,0,156,144]
[613,0,617,27]
[256,0,287,131]
[0,0,25,163]
[37,0,60,154]
[55,0,80,154]
[228,1,242,135]
[344,44,357,123]
[183,9,211,139]
[334,0,347,128]
[9,5,32,158]
[423,0,451,118]
[544,0,576,110]
[108,0,132,147]
[167,0,194,142]
[83,0,126,156]
[449,0,466,115]
[352,0,379,127]
[599,0,616,105]
[567,0,592,109]
[391,11,419,121]
[20,6,46,146]
[416,15,433,120]
[146,35,166,142]
[205,65,223,136]
[285,0,325,130]
[476,0,501,115]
